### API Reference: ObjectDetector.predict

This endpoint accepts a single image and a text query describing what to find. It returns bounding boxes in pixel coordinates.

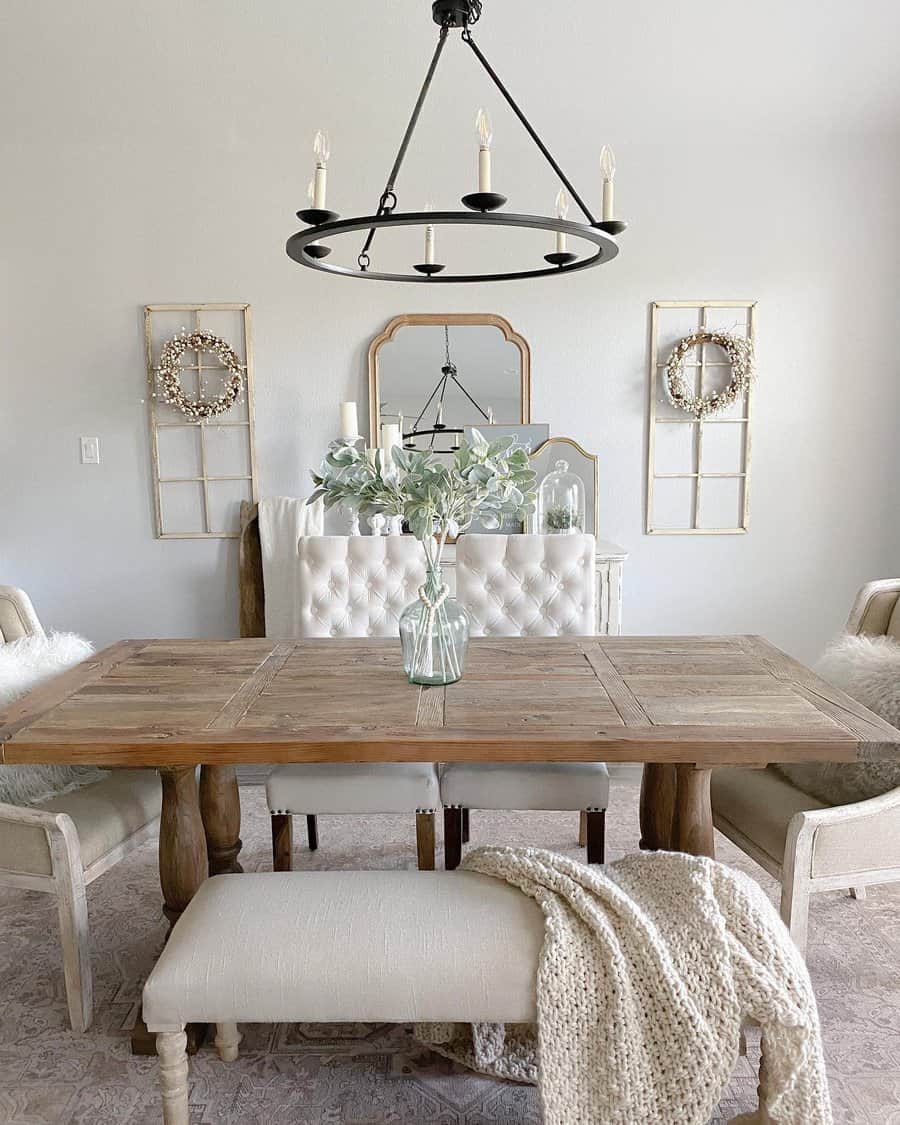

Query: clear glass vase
[399,566,469,686]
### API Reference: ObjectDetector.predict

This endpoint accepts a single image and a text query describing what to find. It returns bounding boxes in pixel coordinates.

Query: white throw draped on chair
[258,496,324,638]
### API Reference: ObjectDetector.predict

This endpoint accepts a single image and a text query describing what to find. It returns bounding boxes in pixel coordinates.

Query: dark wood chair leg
[306,814,319,851]
[461,807,470,844]
[578,810,587,847]
[444,807,463,870]
[272,814,293,872]
[416,812,436,870]
[585,809,606,865]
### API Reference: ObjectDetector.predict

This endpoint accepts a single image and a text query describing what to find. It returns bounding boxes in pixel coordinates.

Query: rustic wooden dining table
[2,633,898,1051]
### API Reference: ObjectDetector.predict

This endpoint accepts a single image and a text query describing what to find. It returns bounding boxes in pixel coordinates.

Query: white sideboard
[440,539,627,637]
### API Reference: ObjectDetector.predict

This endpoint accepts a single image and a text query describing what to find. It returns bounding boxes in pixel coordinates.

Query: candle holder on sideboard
[461,192,508,212]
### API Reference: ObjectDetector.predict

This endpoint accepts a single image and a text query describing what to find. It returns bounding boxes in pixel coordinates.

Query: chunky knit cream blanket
[417,847,831,1125]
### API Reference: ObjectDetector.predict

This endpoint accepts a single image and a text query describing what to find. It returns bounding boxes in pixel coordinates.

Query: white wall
[2,0,898,663]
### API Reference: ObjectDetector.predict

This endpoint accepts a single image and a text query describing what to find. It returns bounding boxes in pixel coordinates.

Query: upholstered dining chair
[442,534,609,869]
[711,578,900,954]
[266,536,441,870]
[0,586,161,1032]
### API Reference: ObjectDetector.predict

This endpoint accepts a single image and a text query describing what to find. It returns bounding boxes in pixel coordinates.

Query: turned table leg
[672,765,716,859]
[159,766,209,927]
[639,763,677,851]
[199,765,243,875]
[133,767,210,1055]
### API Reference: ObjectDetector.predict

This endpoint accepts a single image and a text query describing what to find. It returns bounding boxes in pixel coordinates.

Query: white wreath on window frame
[664,330,754,418]
[156,329,245,421]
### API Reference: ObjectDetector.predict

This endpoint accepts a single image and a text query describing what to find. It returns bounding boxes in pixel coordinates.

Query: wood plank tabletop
[1,636,898,768]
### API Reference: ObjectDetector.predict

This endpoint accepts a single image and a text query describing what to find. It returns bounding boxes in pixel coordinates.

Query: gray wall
[2,0,899,663]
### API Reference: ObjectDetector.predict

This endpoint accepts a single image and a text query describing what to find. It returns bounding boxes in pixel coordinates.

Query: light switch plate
[80,437,100,465]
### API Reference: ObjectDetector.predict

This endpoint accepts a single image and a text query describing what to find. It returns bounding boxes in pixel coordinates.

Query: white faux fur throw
[418,847,831,1125]
[0,633,108,806]
[775,633,900,804]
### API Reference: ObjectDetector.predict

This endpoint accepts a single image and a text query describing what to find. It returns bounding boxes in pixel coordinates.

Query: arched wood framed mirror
[367,313,531,450]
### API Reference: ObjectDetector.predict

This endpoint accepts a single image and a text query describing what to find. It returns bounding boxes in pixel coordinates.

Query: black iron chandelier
[286,0,626,284]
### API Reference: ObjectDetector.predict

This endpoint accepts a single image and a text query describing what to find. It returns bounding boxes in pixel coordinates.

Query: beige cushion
[143,871,542,1030]
[440,761,609,811]
[711,767,828,866]
[267,762,440,814]
[0,770,161,877]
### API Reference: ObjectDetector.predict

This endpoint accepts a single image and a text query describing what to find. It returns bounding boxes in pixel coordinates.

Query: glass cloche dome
[537,459,585,535]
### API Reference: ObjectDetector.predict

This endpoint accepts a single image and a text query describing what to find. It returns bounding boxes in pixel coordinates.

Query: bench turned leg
[585,808,606,864]
[444,807,463,870]
[416,811,436,870]
[157,1030,189,1125]
[214,1022,242,1063]
[306,814,319,851]
[271,814,293,872]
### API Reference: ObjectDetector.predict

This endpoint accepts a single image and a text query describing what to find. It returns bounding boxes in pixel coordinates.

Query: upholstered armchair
[265,536,440,870]
[711,579,900,954]
[0,586,161,1032]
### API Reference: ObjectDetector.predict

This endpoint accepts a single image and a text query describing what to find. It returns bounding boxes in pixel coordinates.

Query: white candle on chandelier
[340,401,358,440]
[487,406,495,425]
[476,108,493,193]
[600,144,616,221]
[424,200,435,265]
[312,129,330,209]
[436,400,444,426]
[555,187,570,253]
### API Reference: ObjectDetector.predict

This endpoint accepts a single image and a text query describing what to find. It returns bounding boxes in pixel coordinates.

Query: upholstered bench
[143,870,543,1124]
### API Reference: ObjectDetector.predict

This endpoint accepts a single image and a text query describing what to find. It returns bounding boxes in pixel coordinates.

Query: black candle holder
[413,263,446,276]
[461,192,508,213]
[303,244,332,259]
[595,219,627,236]
[544,251,578,267]
[297,208,340,226]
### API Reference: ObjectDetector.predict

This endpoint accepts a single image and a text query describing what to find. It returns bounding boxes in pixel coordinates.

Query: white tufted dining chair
[442,534,610,868]
[266,536,440,870]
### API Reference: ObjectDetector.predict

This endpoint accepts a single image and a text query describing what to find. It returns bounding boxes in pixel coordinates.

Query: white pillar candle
[380,423,401,455]
[425,223,435,264]
[339,401,358,440]
[436,401,444,426]
[313,164,327,209]
[556,230,567,253]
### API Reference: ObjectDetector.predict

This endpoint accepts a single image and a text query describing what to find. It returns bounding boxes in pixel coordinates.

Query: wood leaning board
[1,636,897,768]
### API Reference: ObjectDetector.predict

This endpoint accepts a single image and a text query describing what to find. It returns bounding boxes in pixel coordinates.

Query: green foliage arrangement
[309,429,537,567]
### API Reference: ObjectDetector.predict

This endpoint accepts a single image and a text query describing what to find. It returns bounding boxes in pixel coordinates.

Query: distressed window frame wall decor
[646,299,757,536]
[144,302,259,539]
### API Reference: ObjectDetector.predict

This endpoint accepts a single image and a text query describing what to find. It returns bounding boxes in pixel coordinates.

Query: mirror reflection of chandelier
[403,327,493,452]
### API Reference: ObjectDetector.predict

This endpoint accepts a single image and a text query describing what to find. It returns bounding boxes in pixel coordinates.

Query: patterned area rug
[1,774,898,1124]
